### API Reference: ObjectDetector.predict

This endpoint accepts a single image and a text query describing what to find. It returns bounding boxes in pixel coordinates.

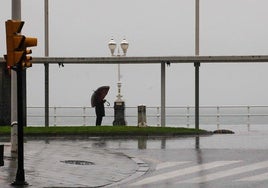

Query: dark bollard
[113,101,127,126]
[0,145,4,166]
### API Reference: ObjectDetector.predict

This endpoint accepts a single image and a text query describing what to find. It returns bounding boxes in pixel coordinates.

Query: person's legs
[96,116,103,126]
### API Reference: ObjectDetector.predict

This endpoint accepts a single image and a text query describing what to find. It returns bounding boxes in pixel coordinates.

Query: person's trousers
[96,116,103,126]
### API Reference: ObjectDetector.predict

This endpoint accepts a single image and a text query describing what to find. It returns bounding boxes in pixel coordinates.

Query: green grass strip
[0,126,211,137]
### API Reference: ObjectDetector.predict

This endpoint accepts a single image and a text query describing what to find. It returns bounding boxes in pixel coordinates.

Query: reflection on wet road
[1,125,268,187]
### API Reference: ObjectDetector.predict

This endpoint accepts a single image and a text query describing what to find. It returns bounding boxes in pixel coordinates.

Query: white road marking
[182,160,268,183]
[237,172,268,182]
[131,161,240,186]
[155,161,190,170]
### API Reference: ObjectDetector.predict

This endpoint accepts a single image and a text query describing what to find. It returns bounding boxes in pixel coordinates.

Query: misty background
[1,0,268,107]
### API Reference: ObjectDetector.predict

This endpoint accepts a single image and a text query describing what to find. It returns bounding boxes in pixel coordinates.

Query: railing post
[247,106,250,130]
[187,106,190,127]
[217,106,220,129]
[156,106,160,127]
[54,107,57,126]
[83,107,86,126]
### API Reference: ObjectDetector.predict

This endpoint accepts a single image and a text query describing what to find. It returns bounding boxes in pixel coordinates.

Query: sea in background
[27,105,268,132]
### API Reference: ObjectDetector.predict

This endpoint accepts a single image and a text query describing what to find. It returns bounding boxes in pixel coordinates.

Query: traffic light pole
[7,3,38,184]
[12,65,27,186]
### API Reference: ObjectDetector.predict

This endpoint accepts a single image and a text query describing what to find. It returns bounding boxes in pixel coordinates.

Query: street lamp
[108,38,129,102]
[108,38,116,56]
[108,38,129,126]
[120,38,129,56]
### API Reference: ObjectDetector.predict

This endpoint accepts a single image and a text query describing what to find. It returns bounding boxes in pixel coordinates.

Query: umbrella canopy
[91,86,110,107]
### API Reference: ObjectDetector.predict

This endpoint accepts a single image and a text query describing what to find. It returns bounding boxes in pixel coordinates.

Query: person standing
[95,99,106,126]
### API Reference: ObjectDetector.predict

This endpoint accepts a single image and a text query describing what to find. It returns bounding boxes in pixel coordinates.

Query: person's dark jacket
[95,100,105,117]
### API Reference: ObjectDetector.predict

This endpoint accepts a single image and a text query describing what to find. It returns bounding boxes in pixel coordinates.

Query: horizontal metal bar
[28,105,268,109]
[28,114,268,118]
[170,114,268,117]
[1,55,268,64]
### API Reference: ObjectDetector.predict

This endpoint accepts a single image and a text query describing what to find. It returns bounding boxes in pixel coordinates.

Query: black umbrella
[91,86,110,107]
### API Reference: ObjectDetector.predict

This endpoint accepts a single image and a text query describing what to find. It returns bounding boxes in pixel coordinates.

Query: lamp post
[108,38,129,126]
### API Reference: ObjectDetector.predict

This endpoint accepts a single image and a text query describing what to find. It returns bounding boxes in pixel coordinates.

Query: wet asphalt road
[0,139,139,188]
[1,125,268,187]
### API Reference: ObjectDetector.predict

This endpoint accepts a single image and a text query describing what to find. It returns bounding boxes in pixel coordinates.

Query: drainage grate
[60,160,94,165]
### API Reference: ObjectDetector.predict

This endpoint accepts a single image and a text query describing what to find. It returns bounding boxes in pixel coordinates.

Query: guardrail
[27,105,268,127]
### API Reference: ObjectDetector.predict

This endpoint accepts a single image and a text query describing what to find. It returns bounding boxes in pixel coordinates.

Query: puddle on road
[60,160,95,165]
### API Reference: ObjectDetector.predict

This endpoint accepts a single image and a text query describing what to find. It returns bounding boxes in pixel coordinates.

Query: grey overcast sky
[1,0,268,107]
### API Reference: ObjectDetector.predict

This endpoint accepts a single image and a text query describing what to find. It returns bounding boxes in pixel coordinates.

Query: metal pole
[11,1,27,185]
[118,64,120,82]
[195,0,200,130]
[12,65,27,185]
[161,62,166,127]
[11,0,21,153]
[44,0,49,127]
[195,0,200,56]
[12,0,20,19]
[194,62,200,130]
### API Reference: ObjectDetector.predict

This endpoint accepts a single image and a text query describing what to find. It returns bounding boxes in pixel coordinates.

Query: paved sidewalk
[0,139,146,188]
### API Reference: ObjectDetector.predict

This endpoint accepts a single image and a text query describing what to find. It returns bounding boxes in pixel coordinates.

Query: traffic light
[5,20,24,69]
[5,19,37,69]
[21,37,38,68]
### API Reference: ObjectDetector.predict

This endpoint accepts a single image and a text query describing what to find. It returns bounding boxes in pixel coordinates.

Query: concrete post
[138,105,147,127]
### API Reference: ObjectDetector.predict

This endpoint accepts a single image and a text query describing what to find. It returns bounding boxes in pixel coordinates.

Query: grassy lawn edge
[0,126,212,137]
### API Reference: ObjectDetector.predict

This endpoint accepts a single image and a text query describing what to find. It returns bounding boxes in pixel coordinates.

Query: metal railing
[27,105,268,127]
